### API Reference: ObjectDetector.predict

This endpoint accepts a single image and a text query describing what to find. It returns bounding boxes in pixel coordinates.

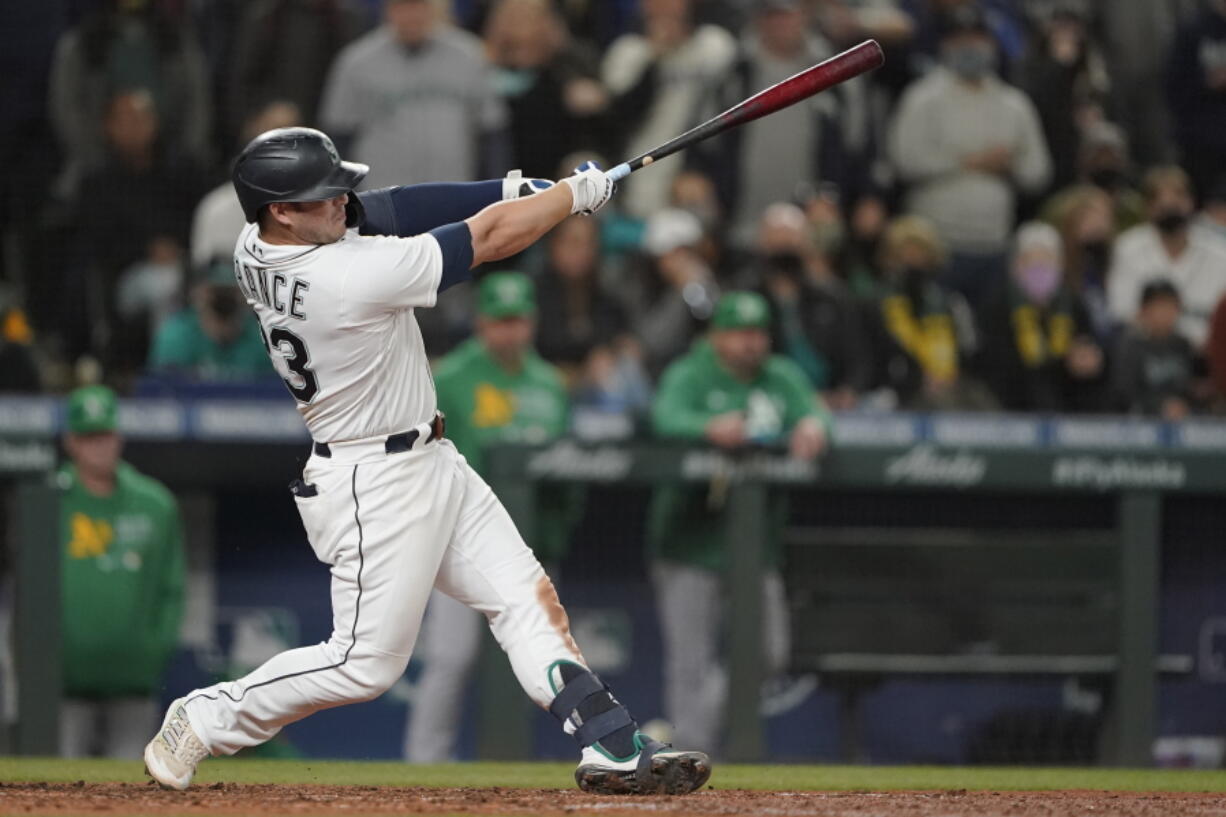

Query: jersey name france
[233,223,444,442]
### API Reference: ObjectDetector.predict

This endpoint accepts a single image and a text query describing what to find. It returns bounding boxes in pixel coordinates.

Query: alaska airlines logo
[0,439,55,471]
[526,441,632,481]
[885,445,987,486]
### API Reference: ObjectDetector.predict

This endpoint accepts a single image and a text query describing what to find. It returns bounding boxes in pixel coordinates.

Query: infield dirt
[3,782,1226,817]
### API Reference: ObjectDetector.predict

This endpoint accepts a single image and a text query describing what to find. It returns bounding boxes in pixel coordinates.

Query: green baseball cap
[478,272,536,319]
[66,385,118,434]
[711,291,770,330]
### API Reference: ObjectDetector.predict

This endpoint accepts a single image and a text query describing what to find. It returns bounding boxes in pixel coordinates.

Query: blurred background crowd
[4,0,1226,423]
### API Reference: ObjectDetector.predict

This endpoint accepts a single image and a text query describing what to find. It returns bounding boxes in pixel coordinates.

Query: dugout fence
[3,398,1225,764]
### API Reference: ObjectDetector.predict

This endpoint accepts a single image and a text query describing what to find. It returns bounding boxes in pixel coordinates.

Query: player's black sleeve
[358,182,503,237]
[429,222,474,292]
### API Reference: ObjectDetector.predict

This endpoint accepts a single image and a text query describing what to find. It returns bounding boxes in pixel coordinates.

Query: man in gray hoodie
[889,5,1051,309]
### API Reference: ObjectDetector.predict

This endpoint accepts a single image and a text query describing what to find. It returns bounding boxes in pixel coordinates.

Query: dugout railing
[483,416,1224,767]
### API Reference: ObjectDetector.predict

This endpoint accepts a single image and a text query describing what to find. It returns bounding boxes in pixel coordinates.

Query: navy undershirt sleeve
[429,222,474,292]
[357,181,502,237]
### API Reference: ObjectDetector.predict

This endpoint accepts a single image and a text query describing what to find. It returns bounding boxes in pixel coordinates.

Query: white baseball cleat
[143,698,210,790]
[575,734,711,795]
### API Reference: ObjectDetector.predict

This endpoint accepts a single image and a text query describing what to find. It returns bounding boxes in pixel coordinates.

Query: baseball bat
[607,39,885,183]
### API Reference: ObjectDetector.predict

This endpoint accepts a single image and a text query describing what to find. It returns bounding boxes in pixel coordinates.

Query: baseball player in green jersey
[58,385,185,758]
[648,291,831,754]
[405,271,576,761]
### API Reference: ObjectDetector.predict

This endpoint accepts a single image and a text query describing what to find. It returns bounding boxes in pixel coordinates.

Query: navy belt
[313,412,446,459]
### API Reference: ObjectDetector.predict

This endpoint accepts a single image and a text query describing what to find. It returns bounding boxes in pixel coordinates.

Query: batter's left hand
[788,417,827,461]
[563,161,615,216]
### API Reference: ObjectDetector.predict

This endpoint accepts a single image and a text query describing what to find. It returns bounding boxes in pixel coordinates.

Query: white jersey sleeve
[341,232,443,316]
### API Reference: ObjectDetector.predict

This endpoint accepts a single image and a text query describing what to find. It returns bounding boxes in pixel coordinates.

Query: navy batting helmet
[232,127,369,225]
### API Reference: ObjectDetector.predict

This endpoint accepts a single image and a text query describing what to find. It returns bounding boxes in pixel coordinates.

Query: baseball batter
[142,127,709,795]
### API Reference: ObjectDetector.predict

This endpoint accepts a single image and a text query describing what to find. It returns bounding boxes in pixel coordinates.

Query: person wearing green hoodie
[404,271,575,762]
[58,385,185,758]
[648,291,831,755]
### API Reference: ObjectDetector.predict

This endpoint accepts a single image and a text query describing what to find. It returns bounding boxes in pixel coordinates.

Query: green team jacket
[58,461,185,699]
[648,341,833,572]
[433,338,576,563]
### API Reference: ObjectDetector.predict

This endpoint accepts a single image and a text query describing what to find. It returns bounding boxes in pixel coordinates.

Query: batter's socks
[548,661,639,760]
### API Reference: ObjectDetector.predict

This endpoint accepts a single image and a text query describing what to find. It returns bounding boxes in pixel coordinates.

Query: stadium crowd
[4,0,1226,421]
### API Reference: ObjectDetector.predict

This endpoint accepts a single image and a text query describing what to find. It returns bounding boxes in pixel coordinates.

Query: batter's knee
[342,651,409,702]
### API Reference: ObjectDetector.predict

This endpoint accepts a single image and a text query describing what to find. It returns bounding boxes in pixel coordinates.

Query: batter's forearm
[465,185,573,267]
[465,165,613,267]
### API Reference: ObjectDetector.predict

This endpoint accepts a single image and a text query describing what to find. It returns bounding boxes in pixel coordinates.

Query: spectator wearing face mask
[1042,122,1146,234]
[903,0,1029,72]
[839,193,891,300]
[1107,166,1226,349]
[147,257,272,382]
[974,222,1105,412]
[868,215,993,410]
[752,203,872,410]
[888,5,1052,310]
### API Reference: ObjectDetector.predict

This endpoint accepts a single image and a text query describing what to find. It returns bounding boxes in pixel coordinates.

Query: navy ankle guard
[552,668,677,787]
[549,670,635,749]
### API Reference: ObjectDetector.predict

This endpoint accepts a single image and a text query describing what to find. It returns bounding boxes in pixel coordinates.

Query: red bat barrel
[719,39,884,130]
[608,40,885,181]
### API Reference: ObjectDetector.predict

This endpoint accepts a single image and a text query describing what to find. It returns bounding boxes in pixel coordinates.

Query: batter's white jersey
[232,223,444,442]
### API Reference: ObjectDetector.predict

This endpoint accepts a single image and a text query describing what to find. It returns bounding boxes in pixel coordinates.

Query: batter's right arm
[353,166,613,308]
[358,172,554,238]
[464,164,614,267]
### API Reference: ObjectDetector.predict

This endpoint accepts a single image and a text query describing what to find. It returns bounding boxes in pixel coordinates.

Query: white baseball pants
[180,437,585,756]
[405,557,562,762]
